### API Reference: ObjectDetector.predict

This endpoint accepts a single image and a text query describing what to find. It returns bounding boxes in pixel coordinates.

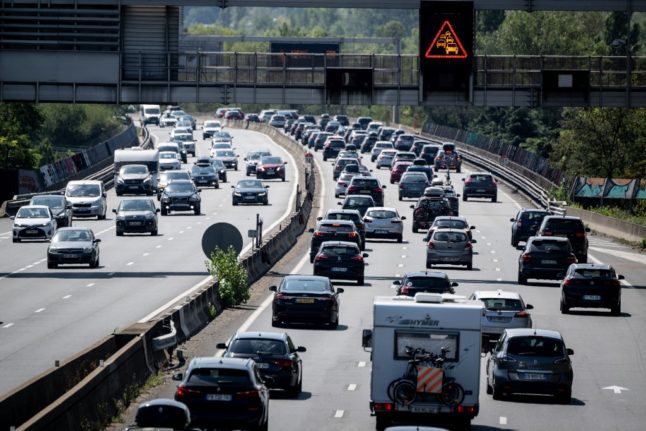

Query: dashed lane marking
[143,253,149,257]
[496,268,501,272]
[500,417,508,425]
[34,308,45,313]
[126,262,134,266]
[358,361,367,368]
[179,231,184,234]
[347,384,357,391]
[86,283,95,288]
[62,295,71,300]
[334,410,344,419]
[3,323,14,328]
[168,237,174,241]
[156,245,162,248]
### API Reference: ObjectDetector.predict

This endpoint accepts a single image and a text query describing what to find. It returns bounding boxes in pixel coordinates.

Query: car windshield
[161,171,189,182]
[402,174,428,183]
[174,135,192,142]
[507,336,564,357]
[367,210,397,219]
[166,183,195,193]
[204,121,221,128]
[521,211,549,221]
[229,339,286,355]
[120,165,148,175]
[481,298,523,311]
[192,165,214,174]
[261,156,282,164]
[212,160,225,169]
[187,368,252,387]
[160,153,176,159]
[66,184,100,197]
[31,196,64,208]
[281,278,330,293]
[17,207,49,218]
[237,180,263,188]
[119,200,154,211]
[436,220,467,229]
[433,231,467,242]
[216,150,235,157]
[53,229,92,242]
[144,108,160,115]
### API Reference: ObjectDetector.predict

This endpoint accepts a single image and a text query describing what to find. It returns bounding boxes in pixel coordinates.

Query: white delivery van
[65,180,107,219]
[140,104,161,125]
[113,148,160,195]
[362,293,483,431]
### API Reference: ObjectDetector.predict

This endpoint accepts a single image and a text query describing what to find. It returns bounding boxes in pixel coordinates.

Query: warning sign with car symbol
[424,20,468,59]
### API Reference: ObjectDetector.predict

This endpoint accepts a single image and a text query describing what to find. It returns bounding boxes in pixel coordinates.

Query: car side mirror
[585,227,591,232]
[510,218,515,222]
[566,348,574,355]
[336,288,345,294]
[461,178,465,181]
[516,245,525,251]
[296,346,307,353]
[216,343,227,350]
[618,275,625,280]
[172,372,183,381]
[197,189,201,193]
[362,253,369,258]
[308,228,315,233]
[470,226,475,229]
[526,304,534,309]
[382,185,387,188]
[451,282,459,287]
[9,216,15,220]
[231,185,235,188]
[112,209,117,213]
[362,329,373,349]
[269,285,277,292]
[470,239,477,244]
[400,216,406,220]
[94,239,102,243]
[156,208,161,213]
[409,205,414,209]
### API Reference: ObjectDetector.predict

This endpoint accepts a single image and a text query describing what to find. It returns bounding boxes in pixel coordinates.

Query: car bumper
[273,305,335,324]
[162,200,199,211]
[256,171,284,179]
[365,227,402,238]
[520,266,568,280]
[313,265,363,281]
[116,219,156,233]
[115,183,153,194]
[14,226,54,240]
[563,289,620,309]
[464,187,496,197]
[193,178,218,186]
[48,251,94,264]
[493,369,572,396]
[426,252,472,265]
[71,206,103,217]
[233,195,267,204]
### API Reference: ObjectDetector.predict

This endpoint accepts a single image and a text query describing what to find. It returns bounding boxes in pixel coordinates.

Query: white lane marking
[168,237,174,241]
[395,273,401,278]
[62,295,72,300]
[179,231,184,234]
[398,263,404,268]
[500,416,508,425]
[156,245,162,249]
[496,278,502,282]
[402,246,408,250]
[347,384,357,391]
[86,283,95,288]
[34,308,45,313]
[493,259,499,263]
[3,323,14,328]
[26,265,33,269]
[0,231,11,236]
[358,361,367,368]
[500,188,523,210]
[490,250,496,254]
[186,226,192,230]
[486,242,492,246]
[334,410,344,418]
[590,247,646,265]
[143,252,150,257]
[95,226,115,236]
[206,217,211,221]
[401,255,407,258]
[126,262,134,266]
[480,235,485,239]
[495,268,501,272]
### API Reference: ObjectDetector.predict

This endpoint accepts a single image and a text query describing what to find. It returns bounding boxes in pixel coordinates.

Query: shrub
[205,246,249,307]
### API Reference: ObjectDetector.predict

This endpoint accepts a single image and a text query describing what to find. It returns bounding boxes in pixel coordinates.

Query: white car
[170,126,193,140]
[363,207,405,243]
[371,141,394,162]
[159,151,181,170]
[202,120,222,140]
[159,113,177,128]
[12,205,57,242]
[468,289,534,346]
[172,132,196,156]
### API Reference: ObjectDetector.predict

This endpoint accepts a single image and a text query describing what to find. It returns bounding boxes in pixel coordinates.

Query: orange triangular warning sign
[424,20,468,59]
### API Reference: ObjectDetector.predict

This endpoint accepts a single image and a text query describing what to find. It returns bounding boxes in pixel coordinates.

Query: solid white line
[34,308,45,313]
[86,283,95,287]
[347,384,357,391]
[25,265,33,269]
[358,361,367,368]
[401,255,407,258]
[126,262,134,266]
[334,410,344,419]
[62,295,71,300]
[496,278,502,282]
[3,323,14,329]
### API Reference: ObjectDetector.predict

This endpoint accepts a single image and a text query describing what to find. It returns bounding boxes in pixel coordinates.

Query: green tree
[205,246,249,308]
[0,135,36,169]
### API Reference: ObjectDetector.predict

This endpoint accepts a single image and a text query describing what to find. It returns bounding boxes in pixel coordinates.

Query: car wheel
[426,261,433,269]
[398,194,402,201]
[194,206,200,215]
[161,207,167,216]
[263,200,268,206]
[13,237,19,243]
[288,377,302,398]
[396,234,403,243]
[281,176,285,182]
[151,228,158,236]
[486,379,493,395]
[234,165,238,171]
[329,316,339,330]
[492,195,497,202]
[323,155,327,161]
[611,303,621,316]
[518,271,528,285]
[215,183,219,189]
[492,380,504,400]
[116,230,123,236]
[466,262,473,270]
[271,319,282,328]
[412,225,418,233]
[98,213,106,220]
[232,201,238,206]
[462,195,467,201]
[47,261,56,269]
[357,276,364,286]
[556,388,572,404]
[116,191,122,196]
[560,299,569,314]
[511,236,518,247]
[91,255,99,268]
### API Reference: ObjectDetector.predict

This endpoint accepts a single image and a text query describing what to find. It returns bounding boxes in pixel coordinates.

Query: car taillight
[435,156,441,161]
[456,405,477,415]
[464,242,472,250]
[315,254,329,261]
[575,232,585,237]
[498,355,517,366]
[562,278,579,286]
[514,311,530,318]
[374,187,382,193]
[373,402,394,412]
[427,241,435,249]
[313,231,324,237]
[391,219,402,224]
[553,357,570,365]
[351,255,364,262]
[348,231,358,238]
[271,359,294,368]
[464,179,472,185]
[399,286,409,295]
[176,386,200,398]
[567,255,578,264]
[542,229,553,236]
[347,186,358,193]
[491,181,497,187]
[521,253,532,262]
[515,220,522,227]
[357,223,364,229]
[338,182,346,187]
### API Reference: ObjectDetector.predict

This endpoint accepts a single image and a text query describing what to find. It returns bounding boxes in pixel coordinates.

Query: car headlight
[233,192,242,196]
[145,213,155,220]
[14,223,23,228]
[190,194,200,201]
[258,192,267,196]
[143,177,151,183]
[276,167,282,171]
[83,247,93,253]
[117,177,125,184]
[48,247,59,253]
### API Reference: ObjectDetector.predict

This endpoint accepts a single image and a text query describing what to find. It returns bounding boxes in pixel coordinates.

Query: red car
[256,155,287,181]
[389,161,413,184]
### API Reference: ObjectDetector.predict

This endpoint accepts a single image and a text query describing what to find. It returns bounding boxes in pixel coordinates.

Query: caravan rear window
[395,331,459,361]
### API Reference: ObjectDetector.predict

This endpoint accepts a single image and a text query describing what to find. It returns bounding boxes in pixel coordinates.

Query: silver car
[12,205,57,242]
[398,172,431,200]
[469,290,533,347]
[159,151,181,170]
[371,141,394,162]
[363,207,405,243]
[335,172,357,198]
[425,228,476,270]
[376,149,397,169]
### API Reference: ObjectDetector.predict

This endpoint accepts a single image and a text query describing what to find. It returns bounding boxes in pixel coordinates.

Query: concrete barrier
[566,206,646,243]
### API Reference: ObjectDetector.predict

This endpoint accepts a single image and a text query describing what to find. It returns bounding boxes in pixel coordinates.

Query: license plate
[488,316,511,322]
[522,373,546,381]
[256,363,270,369]
[128,186,139,189]
[245,196,256,200]
[542,259,557,264]
[296,298,315,304]
[583,295,601,301]
[477,189,485,192]
[129,221,142,226]
[361,189,370,193]
[64,254,81,259]
[443,257,461,262]
[267,169,274,173]
[376,230,389,234]
[206,394,232,401]
[408,404,440,413]
[332,267,348,272]
[26,229,38,234]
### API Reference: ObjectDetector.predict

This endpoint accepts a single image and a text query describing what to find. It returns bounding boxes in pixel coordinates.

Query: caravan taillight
[373,402,394,412]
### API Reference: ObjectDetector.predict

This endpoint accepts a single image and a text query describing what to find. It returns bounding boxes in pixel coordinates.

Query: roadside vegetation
[205,246,250,307]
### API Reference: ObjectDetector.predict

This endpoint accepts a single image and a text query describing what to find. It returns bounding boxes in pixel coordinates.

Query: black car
[517,236,577,284]
[269,275,344,329]
[190,164,219,189]
[410,196,452,233]
[357,116,372,130]
[217,331,306,397]
[127,399,193,431]
[313,132,332,150]
[30,194,72,228]
[160,180,201,215]
[537,215,590,263]
[210,159,228,183]
[47,227,101,268]
[231,179,269,205]
[309,219,361,262]
[313,241,368,285]
[115,164,155,196]
[113,197,159,236]
[345,176,385,207]
[391,271,458,296]
[322,138,346,161]
[360,135,378,153]
[560,263,624,315]
[339,194,375,217]
[486,328,574,403]
[405,164,434,182]
[441,185,461,215]
[462,172,498,202]
[510,208,551,247]
[173,357,269,430]
[319,209,366,250]
[420,144,442,164]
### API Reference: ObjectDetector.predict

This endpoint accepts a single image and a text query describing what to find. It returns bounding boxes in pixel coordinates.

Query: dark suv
[434,147,462,172]
[537,216,590,263]
[392,271,458,296]
[462,172,498,202]
[309,219,361,262]
[322,138,346,161]
[319,209,366,250]
[560,263,624,315]
[345,176,385,207]
[510,209,551,246]
[517,236,577,285]
[410,196,452,233]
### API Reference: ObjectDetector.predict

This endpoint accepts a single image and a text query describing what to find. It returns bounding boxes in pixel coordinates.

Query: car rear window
[367,210,397,219]
[544,218,585,231]
[321,223,353,232]
[402,174,428,183]
[403,276,450,290]
[320,245,359,256]
[326,213,360,224]
[573,268,616,279]
[187,368,252,387]
[520,211,549,221]
[507,336,564,357]
[351,179,378,187]
[435,220,467,229]
[530,239,571,252]
[469,175,493,183]
[481,298,523,311]
[433,231,467,242]
[229,339,286,355]
[281,278,330,292]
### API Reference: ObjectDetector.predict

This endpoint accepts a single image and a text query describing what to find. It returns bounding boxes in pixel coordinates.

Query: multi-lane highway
[114,124,646,431]
[0,125,299,395]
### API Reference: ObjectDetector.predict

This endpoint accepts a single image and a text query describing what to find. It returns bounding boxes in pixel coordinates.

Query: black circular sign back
[201,223,243,259]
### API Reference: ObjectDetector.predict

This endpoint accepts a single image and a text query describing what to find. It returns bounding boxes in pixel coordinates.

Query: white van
[362,294,483,430]
[113,148,160,195]
[65,180,107,219]
[140,104,161,125]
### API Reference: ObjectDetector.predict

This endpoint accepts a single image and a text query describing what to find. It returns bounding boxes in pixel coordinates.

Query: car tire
[466,262,473,270]
[323,155,327,161]
[98,213,106,220]
[263,200,268,206]
[511,236,518,247]
[13,237,19,243]
[329,316,339,330]
[116,190,122,196]
[456,167,461,173]
[611,303,621,316]
[396,234,403,243]
[556,388,572,404]
[271,319,282,328]
[357,276,364,286]
[426,261,432,269]
[492,195,497,202]
[47,261,56,269]
[412,225,418,233]
[161,207,167,216]
[492,380,504,400]
[560,299,569,314]
[518,271,528,285]
[462,194,467,201]
[233,201,238,206]
[116,230,123,236]
[90,256,99,268]
[398,194,402,201]
[486,379,493,395]
[288,377,302,398]
[282,176,285,182]
[194,206,200,215]
[151,228,158,236]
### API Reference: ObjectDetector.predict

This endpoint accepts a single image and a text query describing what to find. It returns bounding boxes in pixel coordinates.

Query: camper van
[113,148,160,195]
[362,293,483,430]
[140,104,161,125]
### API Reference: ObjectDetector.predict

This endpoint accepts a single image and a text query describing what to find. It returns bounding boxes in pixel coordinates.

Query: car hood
[120,173,149,180]
[50,240,94,249]
[117,210,154,218]
[164,191,197,198]
[258,163,282,169]
[66,196,101,204]
[14,217,52,226]
[235,187,266,193]
[216,156,237,161]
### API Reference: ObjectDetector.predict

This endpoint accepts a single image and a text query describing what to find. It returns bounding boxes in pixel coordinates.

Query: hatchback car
[322,138,346,161]
[256,156,287,181]
[113,198,159,236]
[391,271,457,296]
[157,170,193,200]
[393,134,416,152]
[313,241,368,285]
[232,179,269,206]
[29,194,72,228]
[115,164,155,196]
[212,149,239,170]
[160,180,201,215]
[339,194,376,217]
[269,275,344,329]
[424,216,475,241]
[389,161,413,184]
[469,290,534,347]
[392,151,417,166]
[376,149,397,169]
[420,144,442,165]
[560,263,624,315]
[434,150,462,172]
[333,158,359,181]
[517,236,577,284]
[217,331,306,397]
[319,209,366,250]
[510,209,551,247]
[312,132,332,150]
[425,228,476,270]
[360,136,379,153]
[12,205,57,242]
[537,216,590,263]
[346,176,385,206]
[486,328,574,403]
[309,219,361,262]
[405,164,434,182]
[398,172,430,200]
[190,164,219,189]
[159,151,181,171]
[462,172,498,202]
[47,227,100,268]
[173,357,269,430]
[334,172,357,198]
[363,207,405,243]
[370,141,394,161]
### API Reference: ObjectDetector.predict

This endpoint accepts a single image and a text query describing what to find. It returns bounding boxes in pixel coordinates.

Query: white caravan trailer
[362,293,483,430]
[113,148,160,191]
